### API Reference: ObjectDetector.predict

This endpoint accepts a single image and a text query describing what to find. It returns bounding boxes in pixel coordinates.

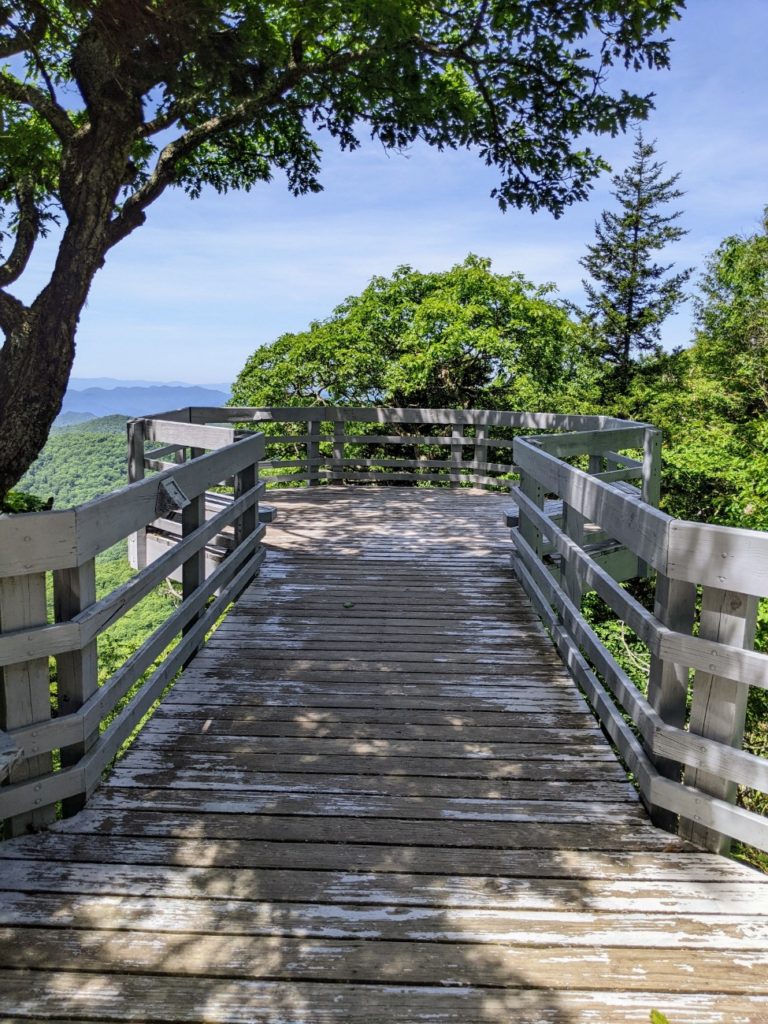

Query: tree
[231,255,600,413]
[691,208,768,424]
[579,130,691,382]
[619,211,768,531]
[0,1,684,496]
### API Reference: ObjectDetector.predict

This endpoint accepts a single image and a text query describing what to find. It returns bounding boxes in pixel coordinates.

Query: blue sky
[19,1,768,386]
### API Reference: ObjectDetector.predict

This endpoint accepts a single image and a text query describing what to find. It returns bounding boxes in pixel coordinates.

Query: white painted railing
[2,404,767,858]
[511,428,768,855]
[0,430,265,835]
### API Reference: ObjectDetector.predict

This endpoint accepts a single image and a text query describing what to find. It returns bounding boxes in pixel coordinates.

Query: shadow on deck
[0,487,767,1023]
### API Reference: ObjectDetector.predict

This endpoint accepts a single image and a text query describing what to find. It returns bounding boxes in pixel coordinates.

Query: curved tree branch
[0,181,40,287]
[107,71,309,247]
[0,2,48,59]
[0,70,74,141]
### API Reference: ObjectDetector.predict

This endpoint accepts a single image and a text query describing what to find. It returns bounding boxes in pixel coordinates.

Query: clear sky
[19,1,768,386]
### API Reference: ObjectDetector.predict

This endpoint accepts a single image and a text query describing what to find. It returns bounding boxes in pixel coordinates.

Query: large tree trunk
[0,305,80,499]
[0,115,139,499]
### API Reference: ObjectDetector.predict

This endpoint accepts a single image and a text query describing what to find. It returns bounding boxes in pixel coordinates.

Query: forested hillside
[17,416,128,509]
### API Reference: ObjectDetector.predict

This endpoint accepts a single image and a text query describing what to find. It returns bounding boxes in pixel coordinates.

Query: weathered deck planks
[1,486,767,1023]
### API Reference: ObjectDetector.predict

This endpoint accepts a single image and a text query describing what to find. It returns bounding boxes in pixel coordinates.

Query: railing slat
[646,573,697,830]
[680,586,759,854]
[0,572,55,836]
[53,558,99,815]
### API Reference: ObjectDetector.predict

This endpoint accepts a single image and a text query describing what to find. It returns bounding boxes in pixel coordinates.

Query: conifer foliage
[579,132,691,376]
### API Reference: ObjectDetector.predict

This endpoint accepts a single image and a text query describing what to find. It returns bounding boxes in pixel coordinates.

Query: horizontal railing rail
[0,430,265,836]
[4,403,767,859]
[511,428,768,856]
[128,406,633,496]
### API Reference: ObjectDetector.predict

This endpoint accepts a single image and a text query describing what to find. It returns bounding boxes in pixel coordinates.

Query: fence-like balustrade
[1,405,766,856]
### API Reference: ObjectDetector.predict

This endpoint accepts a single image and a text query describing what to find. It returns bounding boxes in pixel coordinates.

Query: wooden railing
[511,427,768,855]
[0,428,265,836]
[2,404,767,857]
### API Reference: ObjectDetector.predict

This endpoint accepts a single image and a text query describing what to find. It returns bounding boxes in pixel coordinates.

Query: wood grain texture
[0,485,766,1023]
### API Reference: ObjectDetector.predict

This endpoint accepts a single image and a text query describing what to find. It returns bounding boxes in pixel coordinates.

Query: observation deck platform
[1,486,766,1023]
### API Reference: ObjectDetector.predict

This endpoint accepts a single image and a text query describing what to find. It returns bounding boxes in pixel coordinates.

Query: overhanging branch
[0,182,40,287]
[0,70,74,141]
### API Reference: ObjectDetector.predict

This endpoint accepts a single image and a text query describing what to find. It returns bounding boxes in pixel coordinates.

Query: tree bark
[0,138,137,498]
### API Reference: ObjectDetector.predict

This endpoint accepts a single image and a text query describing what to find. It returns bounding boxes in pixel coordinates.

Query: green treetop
[579,131,691,384]
[0,1,684,497]
[231,255,600,413]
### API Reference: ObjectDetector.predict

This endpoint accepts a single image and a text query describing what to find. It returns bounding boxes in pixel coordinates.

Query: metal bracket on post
[155,478,191,519]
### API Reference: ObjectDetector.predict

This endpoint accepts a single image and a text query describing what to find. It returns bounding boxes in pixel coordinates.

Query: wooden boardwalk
[1,486,767,1023]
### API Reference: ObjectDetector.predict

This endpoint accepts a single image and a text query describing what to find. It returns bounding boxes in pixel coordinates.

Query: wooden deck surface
[1,486,767,1023]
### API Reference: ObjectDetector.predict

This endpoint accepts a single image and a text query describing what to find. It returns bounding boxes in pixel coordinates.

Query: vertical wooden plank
[561,503,586,605]
[517,469,545,560]
[646,573,696,831]
[181,475,206,660]
[307,418,321,487]
[450,425,464,488]
[331,421,345,485]
[127,419,147,570]
[0,573,56,836]
[680,586,758,853]
[53,558,99,815]
[472,427,487,486]
[641,428,662,508]
[588,454,604,475]
[234,463,257,549]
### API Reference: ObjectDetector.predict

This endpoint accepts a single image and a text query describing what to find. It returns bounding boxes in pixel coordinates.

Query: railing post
[646,573,696,831]
[561,503,586,605]
[517,466,545,559]
[679,586,758,854]
[127,418,147,570]
[0,572,56,836]
[331,420,345,485]
[450,425,464,487]
[641,427,662,508]
[472,426,487,486]
[234,462,257,549]
[181,472,206,657]
[307,417,321,487]
[53,559,99,816]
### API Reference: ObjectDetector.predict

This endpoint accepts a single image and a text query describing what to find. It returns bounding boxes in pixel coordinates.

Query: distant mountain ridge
[68,377,231,391]
[57,381,231,423]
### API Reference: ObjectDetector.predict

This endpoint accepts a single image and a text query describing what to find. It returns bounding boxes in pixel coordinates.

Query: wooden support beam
[561,503,587,606]
[127,419,147,570]
[450,426,464,487]
[680,586,758,853]
[181,459,206,662]
[53,559,99,816]
[307,419,321,487]
[517,469,545,560]
[0,572,55,837]
[646,573,696,832]
[331,422,345,485]
[472,427,487,487]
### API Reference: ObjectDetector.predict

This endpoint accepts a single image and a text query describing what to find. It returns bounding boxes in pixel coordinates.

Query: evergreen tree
[579,131,692,377]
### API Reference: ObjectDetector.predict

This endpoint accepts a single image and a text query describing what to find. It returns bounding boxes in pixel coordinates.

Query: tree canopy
[0,0,684,497]
[231,255,600,413]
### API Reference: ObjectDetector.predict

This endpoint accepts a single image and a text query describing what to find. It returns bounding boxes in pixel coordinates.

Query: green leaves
[231,255,600,414]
